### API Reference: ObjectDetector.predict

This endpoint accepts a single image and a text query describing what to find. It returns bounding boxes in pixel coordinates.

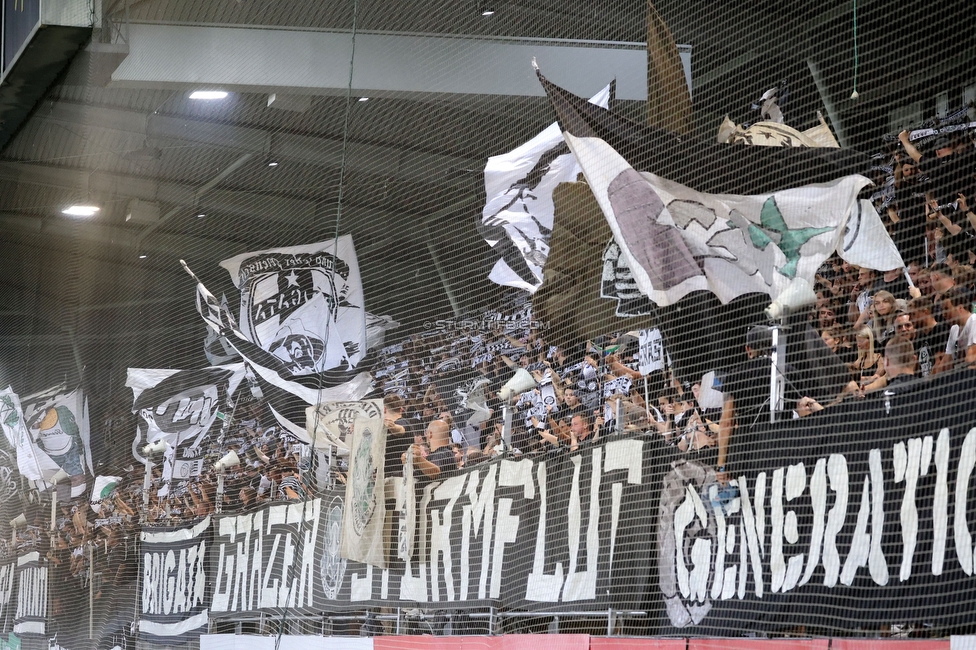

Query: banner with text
[139,517,211,642]
[132,369,976,636]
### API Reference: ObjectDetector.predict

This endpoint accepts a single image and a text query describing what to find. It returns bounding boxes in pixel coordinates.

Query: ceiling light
[267,161,279,167]
[482,9,495,15]
[189,90,228,100]
[138,254,147,259]
[358,97,369,102]
[196,213,206,218]
[62,205,100,217]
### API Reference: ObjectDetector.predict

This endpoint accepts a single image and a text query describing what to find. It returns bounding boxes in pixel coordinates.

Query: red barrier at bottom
[590,639,686,650]
[691,639,830,650]
[832,640,949,650]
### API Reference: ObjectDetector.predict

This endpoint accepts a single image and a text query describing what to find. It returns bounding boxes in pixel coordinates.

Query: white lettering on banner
[737,473,765,598]
[142,542,207,616]
[399,487,432,602]
[955,428,976,575]
[0,563,14,617]
[430,474,466,602]
[563,449,601,601]
[461,463,497,601]
[211,499,320,613]
[822,454,848,587]
[674,483,710,603]
[391,439,641,604]
[933,429,950,575]
[894,437,925,581]
[799,458,827,588]
[604,439,643,577]
[15,565,47,621]
[639,329,665,376]
[526,460,561,602]
[769,463,806,593]
[662,424,976,628]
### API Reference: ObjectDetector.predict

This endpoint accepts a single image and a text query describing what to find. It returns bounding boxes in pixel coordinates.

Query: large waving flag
[537,69,869,196]
[182,261,372,440]
[532,71,872,350]
[481,83,613,292]
[13,385,92,496]
[561,129,868,306]
[538,67,894,307]
[126,365,246,491]
[219,237,367,375]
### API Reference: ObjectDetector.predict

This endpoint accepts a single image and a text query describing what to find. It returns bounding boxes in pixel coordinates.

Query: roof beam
[38,98,476,183]
[0,160,317,224]
[110,23,654,101]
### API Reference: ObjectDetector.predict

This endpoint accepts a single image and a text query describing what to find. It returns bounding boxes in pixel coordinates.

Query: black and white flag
[0,556,14,633]
[481,84,612,292]
[638,328,668,376]
[13,553,46,637]
[219,237,368,375]
[127,366,245,490]
[305,400,382,453]
[183,262,373,441]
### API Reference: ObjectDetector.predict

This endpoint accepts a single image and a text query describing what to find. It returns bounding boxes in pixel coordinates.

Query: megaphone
[765,277,817,321]
[9,514,26,529]
[51,468,71,485]
[142,439,168,457]
[213,450,240,472]
[498,368,538,402]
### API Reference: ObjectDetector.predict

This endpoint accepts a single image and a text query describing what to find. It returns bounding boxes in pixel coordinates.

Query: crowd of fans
[1,112,973,602]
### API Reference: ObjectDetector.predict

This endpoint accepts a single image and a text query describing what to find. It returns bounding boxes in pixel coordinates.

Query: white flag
[219,236,367,374]
[305,399,384,453]
[91,475,121,513]
[837,199,905,272]
[562,131,870,307]
[482,84,612,292]
[0,387,32,477]
[339,403,387,568]
[638,328,666,375]
[17,385,92,493]
[397,450,416,562]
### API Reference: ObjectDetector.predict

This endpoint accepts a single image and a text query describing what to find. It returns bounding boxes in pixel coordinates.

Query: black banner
[139,517,211,642]
[661,369,976,635]
[12,553,45,637]
[198,435,672,617]
[130,370,976,637]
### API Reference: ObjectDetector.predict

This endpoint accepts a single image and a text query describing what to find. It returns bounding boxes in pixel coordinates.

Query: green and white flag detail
[339,400,386,568]
[0,387,31,478]
[14,386,91,495]
[562,131,871,307]
[90,475,121,512]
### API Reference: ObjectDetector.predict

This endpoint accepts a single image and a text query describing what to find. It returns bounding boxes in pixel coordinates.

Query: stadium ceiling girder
[35,99,476,184]
[108,23,654,101]
[0,160,441,249]
[0,160,316,226]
